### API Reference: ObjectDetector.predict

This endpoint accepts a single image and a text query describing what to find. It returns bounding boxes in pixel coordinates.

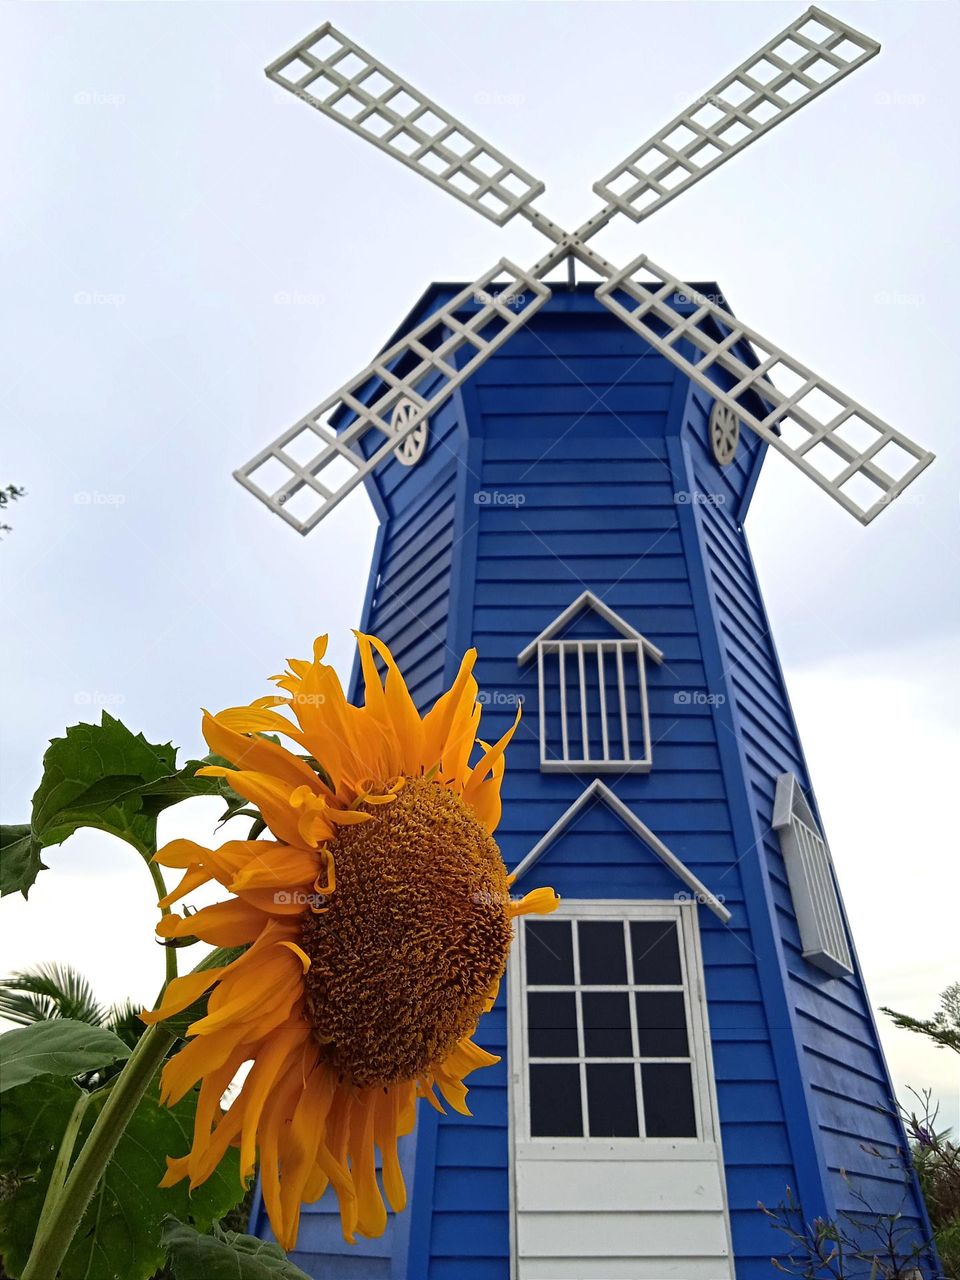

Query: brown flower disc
[300,776,513,1088]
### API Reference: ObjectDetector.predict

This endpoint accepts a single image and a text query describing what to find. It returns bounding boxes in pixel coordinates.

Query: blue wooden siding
[354,390,462,709]
[252,283,934,1279]
[683,378,932,1269]
[407,295,804,1279]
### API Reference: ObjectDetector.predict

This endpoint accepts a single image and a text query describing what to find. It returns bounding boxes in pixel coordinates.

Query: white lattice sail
[593,6,879,223]
[267,23,545,225]
[240,8,934,533]
[595,258,934,523]
[235,263,551,533]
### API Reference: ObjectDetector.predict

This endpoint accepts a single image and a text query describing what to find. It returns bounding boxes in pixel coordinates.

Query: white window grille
[509,900,724,1153]
[773,773,853,978]
[518,593,663,774]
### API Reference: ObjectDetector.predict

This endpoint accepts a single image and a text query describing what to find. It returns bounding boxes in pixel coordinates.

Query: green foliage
[882,983,960,1056]
[760,1178,931,1278]
[902,1091,960,1279]
[161,1219,312,1280]
[0,715,245,898]
[0,1075,244,1280]
[0,712,309,1277]
[0,961,105,1027]
[105,998,152,1052]
[0,963,152,1088]
[0,483,26,537]
[0,827,44,901]
[0,1020,131,1094]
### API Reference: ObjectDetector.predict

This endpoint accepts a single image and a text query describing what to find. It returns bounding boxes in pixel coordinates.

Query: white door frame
[506,899,734,1279]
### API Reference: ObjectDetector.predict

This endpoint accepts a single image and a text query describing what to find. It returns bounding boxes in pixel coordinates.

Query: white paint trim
[517,591,664,666]
[773,773,853,977]
[510,781,731,923]
[508,900,734,1278]
[536,638,656,773]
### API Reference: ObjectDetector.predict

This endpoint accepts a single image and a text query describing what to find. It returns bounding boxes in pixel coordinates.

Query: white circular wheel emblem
[709,401,740,467]
[391,399,429,468]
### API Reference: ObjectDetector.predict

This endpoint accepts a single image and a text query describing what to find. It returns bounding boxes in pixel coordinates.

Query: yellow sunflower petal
[229,845,321,892]
[148,628,556,1256]
[350,1088,387,1239]
[421,646,478,772]
[140,967,225,1025]
[200,709,317,787]
[359,633,424,776]
[157,898,270,947]
[510,886,561,917]
[375,1085,406,1213]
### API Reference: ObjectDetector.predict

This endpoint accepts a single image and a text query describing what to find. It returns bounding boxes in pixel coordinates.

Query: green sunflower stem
[21,1021,178,1280]
[32,1088,92,1242]
[142,841,178,992]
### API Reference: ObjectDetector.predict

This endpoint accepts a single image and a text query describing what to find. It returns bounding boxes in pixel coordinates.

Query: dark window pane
[578,920,628,985]
[582,992,633,1057]
[525,920,574,985]
[527,992,578,1057]
[641,1063,697,1137]
[530,1064,582,1136]
[630,920,683,985]
[635,992,689,1056]
[586,1063,639,1137]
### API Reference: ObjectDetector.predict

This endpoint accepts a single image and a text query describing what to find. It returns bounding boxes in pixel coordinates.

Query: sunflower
[142,633,558,1249]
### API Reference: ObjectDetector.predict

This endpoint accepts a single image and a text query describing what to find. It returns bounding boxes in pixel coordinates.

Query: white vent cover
[517,593,665,774]
[773,773,853,977]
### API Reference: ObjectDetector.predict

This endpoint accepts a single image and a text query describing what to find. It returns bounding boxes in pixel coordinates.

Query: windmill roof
[378,278,734,354]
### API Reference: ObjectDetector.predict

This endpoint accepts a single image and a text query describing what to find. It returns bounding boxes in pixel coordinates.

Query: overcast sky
[2,1,957,1134]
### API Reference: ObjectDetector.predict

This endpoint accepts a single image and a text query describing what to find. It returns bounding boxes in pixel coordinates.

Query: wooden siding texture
[411,306,791,1279]
[685,378,930,1268]
[251,287,932,1280]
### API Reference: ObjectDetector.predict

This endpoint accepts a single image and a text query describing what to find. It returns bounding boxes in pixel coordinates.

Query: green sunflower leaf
[0,1073,244,1279]
[161,1218,313,1280]
[0,824,45,898]
[1,718,250,899]
[0,1019,131,1093]
[2,714,177,899]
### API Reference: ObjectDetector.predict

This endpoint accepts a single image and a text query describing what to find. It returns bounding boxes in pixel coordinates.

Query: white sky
[1,1,957,1135]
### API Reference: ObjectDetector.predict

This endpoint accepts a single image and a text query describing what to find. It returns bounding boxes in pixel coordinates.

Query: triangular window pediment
[518,593,663,773]
[512,781,729,922]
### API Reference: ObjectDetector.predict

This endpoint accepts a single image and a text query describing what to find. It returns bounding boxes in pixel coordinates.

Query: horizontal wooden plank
[476,530,684,558]
[430,1261,505,1280]
[517,1209,730,1257]
[519,1256,732,1279]
[474,501,683,533]
[431,1209,509,1257]
[475,354,675,388]
[720,1121,792,1164]
[477,384,675,414]
[433,1167,506,1213]
[474,581,694,607]
[715,1081,784,1125]
[475,558,687,584]
[517,1159,725,1213]
[292,1254,390,1279]
[435,1124,506,1168]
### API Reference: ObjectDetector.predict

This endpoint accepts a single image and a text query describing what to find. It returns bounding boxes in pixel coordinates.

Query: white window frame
[508,900,723,1164]
[517,592,664,775]
[773,773,853,978]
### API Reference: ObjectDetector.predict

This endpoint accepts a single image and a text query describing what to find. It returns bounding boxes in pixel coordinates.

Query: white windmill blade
[594,7,879,224]
[266,23,545,226]
[235,262,551,534]
[595,257,934,525]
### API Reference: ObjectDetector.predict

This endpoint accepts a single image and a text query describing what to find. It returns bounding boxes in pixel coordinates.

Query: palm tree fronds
[0,962,106,1026]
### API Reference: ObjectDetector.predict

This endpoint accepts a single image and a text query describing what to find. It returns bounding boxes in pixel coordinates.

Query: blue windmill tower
[238,10,938,1278]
